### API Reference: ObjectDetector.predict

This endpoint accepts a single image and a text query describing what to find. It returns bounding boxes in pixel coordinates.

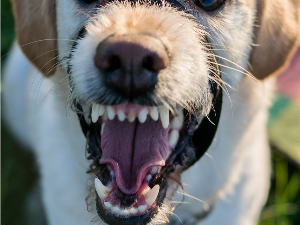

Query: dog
[3,0,299,224]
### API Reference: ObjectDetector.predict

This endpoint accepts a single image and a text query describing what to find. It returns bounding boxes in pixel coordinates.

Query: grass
[1,0,299,224]
[259,150,300,225]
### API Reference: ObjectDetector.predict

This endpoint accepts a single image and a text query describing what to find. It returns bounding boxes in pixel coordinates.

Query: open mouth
[79,103,189,224]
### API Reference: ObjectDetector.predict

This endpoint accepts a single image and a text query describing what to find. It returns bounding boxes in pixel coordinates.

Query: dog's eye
[195,0,225,11]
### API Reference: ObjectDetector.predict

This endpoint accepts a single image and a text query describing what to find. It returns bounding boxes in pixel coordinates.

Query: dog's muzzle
[67,1,222,224]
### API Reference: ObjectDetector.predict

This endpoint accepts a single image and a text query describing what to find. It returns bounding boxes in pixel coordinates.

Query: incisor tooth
[168,130,179,146]
[138,108,148,123]
[92,104,99,123]
[117,110,126,122]
[95,178,111,200]
[128,111,136,122]
[123,209,130,216]
[98,105,105,117]
[111,205,120,214]
[150,107,159,121]
[138,205,147,213]
[145,185,160,206]
[107,106,115,120]
[129,207,138,215]
[158,106,169,129]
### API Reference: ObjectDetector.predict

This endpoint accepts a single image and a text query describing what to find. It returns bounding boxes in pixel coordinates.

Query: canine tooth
[117,110,126,122]
[150,107,159,121]
[98,105,105,117]
[111,205,121,214]
[95,178,112,200]
[127,111,136,122]
[107,106,115,120]
[129,207,138,215]
[92,104,99,123]
[138,205,147,213]
[104,201,112,209]
[101,122,105,135]
[158,106,169,129]
[168,130,179,147]
[171,113,184,130]
[145,185,159,206]
[138,108,148,123]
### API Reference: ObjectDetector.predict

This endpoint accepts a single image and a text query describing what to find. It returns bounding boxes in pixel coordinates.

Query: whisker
[176,191,209,208]
[31,48,59,62]
[204,152,224,181]
[34,74,69,110]
[170,201,190,204]
[203,43,248,57]
[20,39,76,48]
[32,51,71,108]
[207,53,258,81]
[209,60,255,80]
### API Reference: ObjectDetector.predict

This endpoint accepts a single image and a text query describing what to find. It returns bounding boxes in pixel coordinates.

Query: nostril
[142,54,167,73]
[142,55,156,72]
[97,55,121,72]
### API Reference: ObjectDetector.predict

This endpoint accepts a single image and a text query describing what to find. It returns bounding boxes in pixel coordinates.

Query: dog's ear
[11,0,57,76]
[250,0,300,79]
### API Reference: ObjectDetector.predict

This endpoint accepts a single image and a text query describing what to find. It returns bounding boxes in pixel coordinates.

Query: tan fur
[71,3,211,114]
[11,0,57,76]
[250,0,300,79]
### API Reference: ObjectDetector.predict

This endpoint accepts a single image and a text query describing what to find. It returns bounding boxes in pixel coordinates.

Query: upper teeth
[91,104,183,130]
[158,106,169,129]
[107,106,115,120]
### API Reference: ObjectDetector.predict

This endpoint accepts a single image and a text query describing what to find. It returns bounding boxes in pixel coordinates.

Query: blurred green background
[1,0,299,224]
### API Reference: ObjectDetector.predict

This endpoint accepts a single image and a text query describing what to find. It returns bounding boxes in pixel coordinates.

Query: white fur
[3,0,275,224]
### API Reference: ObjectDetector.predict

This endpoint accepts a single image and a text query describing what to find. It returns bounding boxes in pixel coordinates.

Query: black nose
[94,35,168,99]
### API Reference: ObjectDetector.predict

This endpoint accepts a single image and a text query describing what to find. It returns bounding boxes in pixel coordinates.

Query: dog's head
[12,0,299,224]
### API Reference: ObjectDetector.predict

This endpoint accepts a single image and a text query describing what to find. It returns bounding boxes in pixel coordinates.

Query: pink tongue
[100,117,169,194]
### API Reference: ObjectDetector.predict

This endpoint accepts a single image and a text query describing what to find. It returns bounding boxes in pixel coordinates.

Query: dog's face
[11,0,299,224]
[60,1,253,223]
